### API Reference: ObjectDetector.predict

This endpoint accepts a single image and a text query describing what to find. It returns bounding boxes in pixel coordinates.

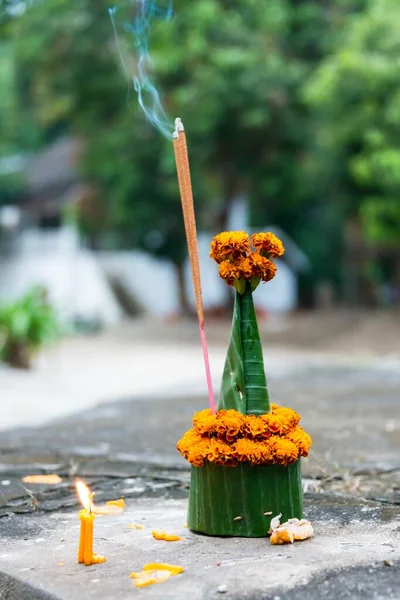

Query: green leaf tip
[219,283,270,415]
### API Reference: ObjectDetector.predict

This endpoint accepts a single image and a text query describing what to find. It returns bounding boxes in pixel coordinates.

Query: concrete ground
[1,315,399,599]
[0,496,399,600]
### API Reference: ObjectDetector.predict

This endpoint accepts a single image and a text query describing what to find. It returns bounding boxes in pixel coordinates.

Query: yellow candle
[83,512,95,566]
[76,480,106,567]
[78,510,87,563]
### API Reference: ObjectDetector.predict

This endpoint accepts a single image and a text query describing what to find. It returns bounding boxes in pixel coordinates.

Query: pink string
[199,321,216,414]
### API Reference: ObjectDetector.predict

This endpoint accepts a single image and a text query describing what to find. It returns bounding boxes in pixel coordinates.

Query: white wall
[98,250,179,317]
[0,227,122,326]
[253,261,297,313]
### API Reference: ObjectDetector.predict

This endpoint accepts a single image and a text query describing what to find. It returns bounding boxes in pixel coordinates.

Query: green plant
[0,286,59,369]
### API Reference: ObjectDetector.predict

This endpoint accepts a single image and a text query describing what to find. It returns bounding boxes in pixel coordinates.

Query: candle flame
[76,480,93,513]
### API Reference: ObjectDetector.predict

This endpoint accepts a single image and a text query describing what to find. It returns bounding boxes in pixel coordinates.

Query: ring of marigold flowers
[176,404,312,467]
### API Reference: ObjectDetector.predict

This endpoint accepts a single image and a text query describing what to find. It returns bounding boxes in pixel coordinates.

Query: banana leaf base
[188,461,303,537]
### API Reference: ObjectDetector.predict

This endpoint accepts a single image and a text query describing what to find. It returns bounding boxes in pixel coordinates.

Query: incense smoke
[109,0,174,138]
[2,0,174,136]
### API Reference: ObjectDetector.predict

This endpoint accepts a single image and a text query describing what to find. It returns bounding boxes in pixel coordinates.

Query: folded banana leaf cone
[177,232,312,537]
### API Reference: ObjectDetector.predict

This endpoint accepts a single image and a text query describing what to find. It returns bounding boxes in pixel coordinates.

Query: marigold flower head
[188,447,206,467]
[210,231,250,264]
[273,406,301,431]
[215,410,245,441]
[270,438,299,466]
[252,232,285,258]
[206,438,234,465]
[258,440,274,463]
[266,415,282,434]
[218,261,242,285]
[237,257,253,279]
[286,427,312,457]
[248,253,277,283]
[192,409,217,436]
[176,431,207,467]
[234,439,264,464]
[243,415,269,439]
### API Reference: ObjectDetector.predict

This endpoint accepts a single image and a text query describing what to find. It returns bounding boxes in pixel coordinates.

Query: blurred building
[0,137,122,327]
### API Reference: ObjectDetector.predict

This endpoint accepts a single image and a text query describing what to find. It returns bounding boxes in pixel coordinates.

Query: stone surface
[0,572,57,600]
[0,495,399,600]
[238,562,400,600]
[1,351,399,512]
[1,317,400,598]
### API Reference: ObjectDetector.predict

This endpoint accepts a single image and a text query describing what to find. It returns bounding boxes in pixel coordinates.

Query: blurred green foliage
[0,37,23,205]
[0,286,59,368]
[1,0,399,305]
[305,0,400,246]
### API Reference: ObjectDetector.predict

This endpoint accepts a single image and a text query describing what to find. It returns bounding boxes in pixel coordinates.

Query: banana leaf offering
[177,231,312,537]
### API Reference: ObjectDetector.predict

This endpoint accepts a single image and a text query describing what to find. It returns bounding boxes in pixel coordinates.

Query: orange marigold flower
[270,438,299,466]
[286,427,312,457]
[215,410,245,441]
[274,406,301,431]
[188,448,206,467]
[272,405,301,431]
[259,408,299,435]
[210,231,250,264]
[234,439,264,464]
[257,440,274,463]
[177,431,207,467]
[243,415,269,439]
[192,409,217,436]
[237,257,253,279]
[248,253,277,283]
[176,430,201,452]
[252,232,285,257]
[206,439,234,465]
[218,261,242,286]
[265,415,282,434]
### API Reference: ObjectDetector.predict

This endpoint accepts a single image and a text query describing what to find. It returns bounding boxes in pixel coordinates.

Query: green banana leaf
[218,282,270,415]
[188,461,303,536]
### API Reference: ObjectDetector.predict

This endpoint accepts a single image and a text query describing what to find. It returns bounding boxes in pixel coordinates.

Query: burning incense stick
[173,118,216,414]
